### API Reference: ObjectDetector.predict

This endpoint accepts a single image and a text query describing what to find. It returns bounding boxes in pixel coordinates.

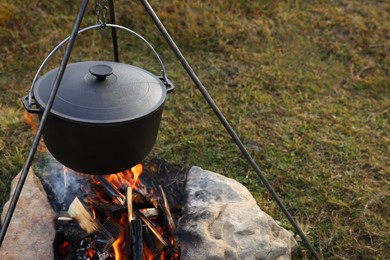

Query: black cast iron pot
[22,25,174,175]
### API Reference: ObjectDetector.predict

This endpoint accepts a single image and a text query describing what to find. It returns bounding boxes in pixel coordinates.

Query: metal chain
[95,0,108,29]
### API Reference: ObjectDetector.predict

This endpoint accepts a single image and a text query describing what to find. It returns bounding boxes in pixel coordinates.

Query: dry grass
[0,1,389,258]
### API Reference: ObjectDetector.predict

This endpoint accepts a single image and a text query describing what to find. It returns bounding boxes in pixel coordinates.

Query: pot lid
[33,61,167,123]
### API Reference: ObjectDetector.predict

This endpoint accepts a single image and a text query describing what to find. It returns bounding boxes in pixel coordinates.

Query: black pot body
[40,104,164,175]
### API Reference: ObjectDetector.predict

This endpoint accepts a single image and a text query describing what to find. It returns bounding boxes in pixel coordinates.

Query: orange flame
[105,164,144,192]
[112,215,126,260]
[72,163,178,259]
[23,111,47,152]
[131,164,143,188]
[89,201,96,220]
[112,236,124,260]
[23,111,37,134]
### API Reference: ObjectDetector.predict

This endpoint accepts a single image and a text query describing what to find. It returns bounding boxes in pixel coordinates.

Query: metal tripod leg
[108,0,119,62]
[0,0,90,247]
[139,1,321,259]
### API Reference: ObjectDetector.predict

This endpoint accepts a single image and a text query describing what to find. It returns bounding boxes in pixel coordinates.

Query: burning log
[159,185,180,255]
[95,176,125,206]
[90,198,123,216]
[133,190,159,208]
[56,214,92,250]
[95,176,158,208]
[68,197,115,252]
[102,218,123,240]
[135,210,169,247]
[125,222,131,260]
[143,225,166,255]
[131,219,143,260]
[158,185,177,235]
[125,187,143,260]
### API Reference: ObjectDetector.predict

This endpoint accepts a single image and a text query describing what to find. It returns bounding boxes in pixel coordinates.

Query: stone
[0,169,56,259]
[177,166,297,260]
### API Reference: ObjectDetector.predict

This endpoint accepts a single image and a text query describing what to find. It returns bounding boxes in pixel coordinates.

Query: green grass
[1,1,389,258]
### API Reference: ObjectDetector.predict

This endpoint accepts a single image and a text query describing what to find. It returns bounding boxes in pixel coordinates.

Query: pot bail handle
[27,24,173,106]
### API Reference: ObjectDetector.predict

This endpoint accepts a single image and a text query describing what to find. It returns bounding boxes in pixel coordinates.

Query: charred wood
[135,210,168,247]
[90,198,123,216]
[61,223,92,249]
[102,217,123,239]
[125,221,132,260]
[158,185,176,236]
[95,176,125,205]
[133,190,158,208]
[131,219,143,260]
[143,226,165,254]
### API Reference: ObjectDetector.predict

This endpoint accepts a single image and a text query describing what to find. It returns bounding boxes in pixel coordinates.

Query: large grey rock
[0,169,56,259]
[177,166,297,260]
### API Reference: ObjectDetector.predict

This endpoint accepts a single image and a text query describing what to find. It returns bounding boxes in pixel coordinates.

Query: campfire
[36,156,182,260]
[1,135,297,260]
[0,98,298,260]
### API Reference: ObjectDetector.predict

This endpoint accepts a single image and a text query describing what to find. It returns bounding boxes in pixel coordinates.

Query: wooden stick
[133,191,159,208]
[95,176,125,205]
[158,185,176,235]
[135,210,168,247]
[127,187,133,222]
[125,187,133,260]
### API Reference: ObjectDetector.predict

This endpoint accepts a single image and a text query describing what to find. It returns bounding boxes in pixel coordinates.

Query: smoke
[35,153,92,211]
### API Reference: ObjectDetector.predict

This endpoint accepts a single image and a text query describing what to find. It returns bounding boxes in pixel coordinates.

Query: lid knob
[89,64,113,81]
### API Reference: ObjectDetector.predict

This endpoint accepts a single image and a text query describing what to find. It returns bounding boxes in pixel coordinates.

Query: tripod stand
[0,1,320,259]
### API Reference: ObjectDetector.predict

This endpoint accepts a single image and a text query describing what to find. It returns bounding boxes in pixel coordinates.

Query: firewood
[90,198,123,215]
[131,219,143,260]
[143,226,165,254]
[135,210,168,247]
[68,197,98,233]
[127,187,133,222]
[58,222,92,249]
[132,191,158,208]
[125,187,133,260]
[68,197,114,251]
[158,185,176,235]
[158,186,180,254]
[102,218,123,239]
[125,222,132,260]
[95,176,125,205]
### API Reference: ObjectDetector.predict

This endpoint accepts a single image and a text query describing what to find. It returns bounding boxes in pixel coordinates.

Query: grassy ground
[0,1,389,258]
